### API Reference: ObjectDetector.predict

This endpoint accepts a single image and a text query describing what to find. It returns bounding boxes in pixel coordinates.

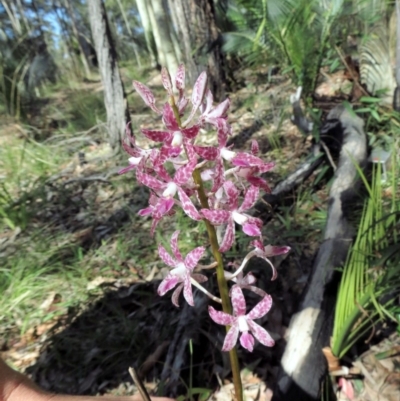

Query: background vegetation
[0,0,399,399]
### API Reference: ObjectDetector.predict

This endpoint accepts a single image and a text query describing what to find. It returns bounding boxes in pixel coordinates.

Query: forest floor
[0,66,399,401]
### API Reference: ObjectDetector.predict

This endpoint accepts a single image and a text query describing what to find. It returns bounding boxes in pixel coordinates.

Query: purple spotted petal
[247,320,275,347]
[242,272,257,285]
[153,162,171,183]
[224,181,239,210]
[170,231,183,262]
[242,285,267,297]
[211,158,225,192]
[159,145,181,163]
[175,64,185,92]
[174,158,196,185]
[141,128,171,143]
[251,140,259,156]
[171,283,184,307]
[217,119,229,147]
[177,188,202,220]
[242,222,261,237]
[258,162,275,173]
[222,323,240,352]
[158,274,180,296]
[178,96,189,114]
[247,176,271,193]
[150,217,161,236]
[138,205,154,216]
[240,185,259,211]
[264,245,291,256]
[183,275,194,306]
[201,209,231,225]
[161,66,173,96]
[208,98,230,119]
[203,89,213,115]
[133,81,161,114]
[208,306,235,326]
[136,169,164,191]
[219,218,235,253]
[251,239,264,250]
[193,146,219,160]
[232,153,264,167]
[240,332,255,352]
[181,125,200,140]
[118,164,137,175]
[184,246,205,270]
[158,245,177,268]
[185,72,207,124]
[191,71,207,109]
[230,286,246,316]
[153,197,175,219]
[163,103,179,131]
[247,294,273,320]
[192,273,208,283]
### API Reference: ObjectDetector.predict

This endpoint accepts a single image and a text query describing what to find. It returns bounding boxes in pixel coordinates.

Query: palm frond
[332,154,400,359]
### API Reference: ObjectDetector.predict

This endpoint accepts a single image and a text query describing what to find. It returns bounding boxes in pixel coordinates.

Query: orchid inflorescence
[119,64,290,353]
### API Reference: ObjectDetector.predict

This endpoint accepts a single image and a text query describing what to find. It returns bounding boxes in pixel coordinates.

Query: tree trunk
[164,0,183,63]
[149,0,178,74]
[135,0,158,67]
[64,0,92,78]
[171,0,226,100]
[115,0,141,67]
[87,0,130,151]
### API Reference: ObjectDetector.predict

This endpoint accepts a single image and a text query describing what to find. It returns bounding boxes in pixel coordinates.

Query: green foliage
[355,96,399,148]
[332,157,400,358]
[224,0,348,94]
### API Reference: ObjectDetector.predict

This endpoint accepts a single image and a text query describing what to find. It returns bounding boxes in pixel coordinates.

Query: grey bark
[87,0,130,151]
[273,106,367,401]
[171,0,226,100]
[149,0,178,74]
[165,0,183,62]
[135,0,158,67]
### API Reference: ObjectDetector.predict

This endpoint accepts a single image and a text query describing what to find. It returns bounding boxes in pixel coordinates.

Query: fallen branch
[255,144,324,212]
[273,105,367,401]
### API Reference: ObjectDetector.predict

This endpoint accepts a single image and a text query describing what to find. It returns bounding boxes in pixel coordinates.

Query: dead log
[272,105,367,401]
[257,144,324,210]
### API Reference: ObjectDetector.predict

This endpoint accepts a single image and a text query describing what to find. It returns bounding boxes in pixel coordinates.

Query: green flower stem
[192,168,243,401]
[171,96,242,401]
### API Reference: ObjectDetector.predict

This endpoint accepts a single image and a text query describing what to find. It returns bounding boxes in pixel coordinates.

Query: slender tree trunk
[64,0,92,77]
[135,0,158,67]
[115,0,141,67]
[15,0,30,33]
[53,0,82,78]
[149,0,178,74]
[87,0,130,151]
[164,0,182,63]
[1,0,22,35]
[171,0,226,100]
[146,1,167,67]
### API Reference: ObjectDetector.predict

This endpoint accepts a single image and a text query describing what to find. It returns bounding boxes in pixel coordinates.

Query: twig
[320,140,337,171]
[61,175,110,186]
[128,367,151,401]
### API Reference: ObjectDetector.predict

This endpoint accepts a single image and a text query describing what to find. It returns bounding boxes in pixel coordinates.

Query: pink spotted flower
[201,181,263,252]
[158,231,207,307]
[208,286,274,352]
[135,146,201,233]
[225,140,275,192]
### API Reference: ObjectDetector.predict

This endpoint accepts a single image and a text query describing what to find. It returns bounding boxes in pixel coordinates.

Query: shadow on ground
[26,256,291,398]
